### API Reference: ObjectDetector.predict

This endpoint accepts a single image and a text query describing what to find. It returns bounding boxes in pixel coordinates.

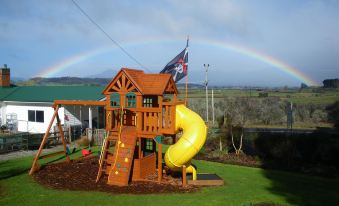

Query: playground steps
[107,128,137,186]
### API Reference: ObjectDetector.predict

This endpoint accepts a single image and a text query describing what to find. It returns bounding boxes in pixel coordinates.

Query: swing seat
[66,146,77,155]
[82,149,92,157]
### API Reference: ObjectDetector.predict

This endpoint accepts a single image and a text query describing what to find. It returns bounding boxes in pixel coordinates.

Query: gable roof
[103,68,178,95]
[0,86,104,102]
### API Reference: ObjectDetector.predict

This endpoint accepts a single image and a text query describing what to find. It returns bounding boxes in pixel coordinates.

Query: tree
[223,97,256,155]
[216,115,225,151]
[259,97,284,125]
[300,83,308,89]
[323,79,339,88]
[326,101,339,128]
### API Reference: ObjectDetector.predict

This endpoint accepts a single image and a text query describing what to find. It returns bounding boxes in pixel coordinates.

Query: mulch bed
[196,153,261,168]
[33,157,201,194]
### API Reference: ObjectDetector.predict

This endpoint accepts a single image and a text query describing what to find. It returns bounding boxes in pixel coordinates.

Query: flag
[64,114,69,121]
[160,40,188,83]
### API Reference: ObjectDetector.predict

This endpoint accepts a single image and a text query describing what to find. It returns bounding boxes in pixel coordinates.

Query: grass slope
[1,151,339,206]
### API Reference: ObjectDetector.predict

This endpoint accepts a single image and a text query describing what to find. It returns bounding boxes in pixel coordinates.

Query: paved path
[0,145,65,161]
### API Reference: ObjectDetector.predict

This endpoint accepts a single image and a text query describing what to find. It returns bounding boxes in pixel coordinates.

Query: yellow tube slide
[164,104,207,180]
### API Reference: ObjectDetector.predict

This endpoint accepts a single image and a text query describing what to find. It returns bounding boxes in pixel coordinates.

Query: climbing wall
[107,128,137,186]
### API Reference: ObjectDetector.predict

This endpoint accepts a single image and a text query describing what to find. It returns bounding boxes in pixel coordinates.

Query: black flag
[160,41,188,83]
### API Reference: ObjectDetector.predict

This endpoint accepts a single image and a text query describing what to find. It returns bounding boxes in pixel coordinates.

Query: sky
[0,0,338,86]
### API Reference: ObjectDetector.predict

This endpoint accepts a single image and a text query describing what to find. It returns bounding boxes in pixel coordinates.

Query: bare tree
[223,97,255,155]
[216,115,225,151]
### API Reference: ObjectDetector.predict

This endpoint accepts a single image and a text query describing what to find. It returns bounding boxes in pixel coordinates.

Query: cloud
[0,0,338,85]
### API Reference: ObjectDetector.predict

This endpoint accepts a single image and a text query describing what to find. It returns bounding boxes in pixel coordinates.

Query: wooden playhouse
[29,68,223,187]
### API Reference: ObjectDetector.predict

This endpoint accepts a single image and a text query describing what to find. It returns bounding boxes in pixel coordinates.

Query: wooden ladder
[107,130,137,186]
[96,131,110,183]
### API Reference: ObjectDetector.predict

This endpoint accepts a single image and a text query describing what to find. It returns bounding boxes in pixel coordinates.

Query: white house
[0,67,105,134]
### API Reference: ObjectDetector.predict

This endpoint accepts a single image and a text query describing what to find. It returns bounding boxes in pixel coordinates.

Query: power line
[70,0,150,72]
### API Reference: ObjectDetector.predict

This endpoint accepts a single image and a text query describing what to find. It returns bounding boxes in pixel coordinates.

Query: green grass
[1,151,339,206]
[178,88,339,105]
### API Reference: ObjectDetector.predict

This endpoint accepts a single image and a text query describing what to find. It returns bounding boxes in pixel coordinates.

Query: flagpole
[185,35,189,106]
[185,71,188,105]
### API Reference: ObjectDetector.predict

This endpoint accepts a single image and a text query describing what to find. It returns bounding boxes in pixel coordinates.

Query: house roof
[0,86,104,102]
[103,68,178,95]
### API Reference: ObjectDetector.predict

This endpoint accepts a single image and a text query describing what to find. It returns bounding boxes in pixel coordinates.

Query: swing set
[29,100,105,175]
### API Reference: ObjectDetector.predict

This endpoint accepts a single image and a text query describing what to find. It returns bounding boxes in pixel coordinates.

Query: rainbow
[200,39,318,86]
[35,38,319,86]
[35,47,114,77]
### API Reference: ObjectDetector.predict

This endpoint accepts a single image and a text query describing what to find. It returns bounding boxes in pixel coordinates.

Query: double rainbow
[35,38,319,86]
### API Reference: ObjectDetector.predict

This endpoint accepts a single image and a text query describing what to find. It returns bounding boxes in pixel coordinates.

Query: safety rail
[107,101,184,135]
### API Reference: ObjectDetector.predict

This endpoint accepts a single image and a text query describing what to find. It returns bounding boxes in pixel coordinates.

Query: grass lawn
[1,149,339,206]
[178,88,339,105]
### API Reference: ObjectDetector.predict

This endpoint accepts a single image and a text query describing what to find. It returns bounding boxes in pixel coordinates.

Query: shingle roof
[0,86,104,102]
[123,68,177,95]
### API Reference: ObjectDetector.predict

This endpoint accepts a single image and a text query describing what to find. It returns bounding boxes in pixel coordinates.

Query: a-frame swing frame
[29,100,106,175]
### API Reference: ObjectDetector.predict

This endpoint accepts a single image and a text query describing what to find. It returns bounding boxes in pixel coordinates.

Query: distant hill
[14,76,207,88]
[177,83,204,89]
[86,69,118,78]
[16,77,112,86]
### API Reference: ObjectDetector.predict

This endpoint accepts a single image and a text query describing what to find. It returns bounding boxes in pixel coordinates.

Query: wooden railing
[159,102,176,134]
[106,101,184,136]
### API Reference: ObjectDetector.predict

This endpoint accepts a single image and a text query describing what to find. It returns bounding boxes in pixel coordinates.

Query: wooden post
[29,106,59,175]
[170,95,176,132]
[136,94,143,131]
[56,113,70,162]
[158,143,162,182]
[138,137,142,158]
[159,96,163,129]
[68,126,72,143]
[182,165,187,186]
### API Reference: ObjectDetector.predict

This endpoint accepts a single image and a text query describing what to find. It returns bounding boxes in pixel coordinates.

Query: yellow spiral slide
[164,104,207,180]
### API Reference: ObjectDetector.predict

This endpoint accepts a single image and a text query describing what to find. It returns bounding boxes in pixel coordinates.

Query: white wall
[3,102,64,134]
[0,101,6,125]
[0,102,102,134]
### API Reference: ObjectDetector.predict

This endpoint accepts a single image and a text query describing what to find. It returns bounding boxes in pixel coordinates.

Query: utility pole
[212,89,215,125]
[287,102,293,131]
[204,64,209,123]
[290,102,293,131]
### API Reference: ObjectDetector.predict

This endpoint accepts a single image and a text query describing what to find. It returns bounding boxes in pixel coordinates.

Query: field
[177,87,339,129]
[1,149,339,206]
[178,87,339,105]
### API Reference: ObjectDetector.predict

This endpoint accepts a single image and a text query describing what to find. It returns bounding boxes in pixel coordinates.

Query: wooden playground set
[29,68,223,187]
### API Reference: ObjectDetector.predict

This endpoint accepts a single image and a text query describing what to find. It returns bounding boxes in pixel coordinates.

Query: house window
[28,110,44,123]
[125,92,136,108]
[36,111,44,123]
[110,93,120,107]
[28,110,35,122]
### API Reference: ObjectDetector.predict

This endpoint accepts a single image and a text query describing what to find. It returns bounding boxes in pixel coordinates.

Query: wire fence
[0,133,45,154]
[85,128,106,146]
[0,127,107,154]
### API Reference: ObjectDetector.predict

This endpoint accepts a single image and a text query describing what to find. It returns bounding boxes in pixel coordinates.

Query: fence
[0,127,107,154]
[85,128,106,146]
[0,126,70,154]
